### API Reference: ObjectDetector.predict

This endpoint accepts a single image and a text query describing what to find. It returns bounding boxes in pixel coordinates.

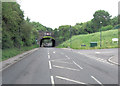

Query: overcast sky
[18,0,119,29]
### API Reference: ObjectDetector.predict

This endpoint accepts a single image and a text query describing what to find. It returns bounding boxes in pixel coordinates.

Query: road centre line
[51,76,55,86]
[53,65,80,71]
[56,76,86,84]
[49,61,52,69]
[73,61,83,69]
[53,51,56,54]
[91,76,103,85]
[48,55,50,59]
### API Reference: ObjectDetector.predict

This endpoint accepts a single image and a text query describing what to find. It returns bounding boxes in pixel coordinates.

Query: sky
[18,0,120,29]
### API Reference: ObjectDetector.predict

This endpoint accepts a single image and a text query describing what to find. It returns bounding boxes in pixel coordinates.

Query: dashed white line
[53,65,80,71]
[65,55,70,59]
[53,51,56,54]
[73,61,83,69]
[91,76,103,85]
[56,76,86,84]
[95,52,101,54]
[48,55,50,59]
[49,61,52,69]
[51,76,55,86]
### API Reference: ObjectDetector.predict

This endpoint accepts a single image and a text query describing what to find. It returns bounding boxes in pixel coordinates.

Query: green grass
[57,29,118,49]
[2,45,39,61]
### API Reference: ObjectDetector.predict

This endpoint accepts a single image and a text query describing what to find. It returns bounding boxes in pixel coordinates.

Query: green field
[2,45,39,61]
[57,29,118,49]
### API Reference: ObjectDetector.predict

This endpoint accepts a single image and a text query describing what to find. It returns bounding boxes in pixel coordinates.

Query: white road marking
[49,61,52,69]
[50,58,68,61]
[95,52,101,54]
[53,51,56,54]
[108,56,118,65]
[51,60,73,64]
[96,58,113,65]
[48,55,50,59]
[48,52,49,55]
[65,55,70,59]
[91,76,103,85]
[73,61,83,69]
[51,76,55,86]
[76,52,113,65]
[56,76,86,84]
[53,65,80,71]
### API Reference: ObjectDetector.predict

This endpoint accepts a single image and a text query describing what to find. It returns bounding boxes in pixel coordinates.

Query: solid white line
[51,76,55,86]
[49,61,52,69]
[51,60,73,64]
[50,58,68,61]
[53,65,80,71]
[91,76,102,85]
[73,61,83,69]
[48,55,50,59]
[56,76,86,84]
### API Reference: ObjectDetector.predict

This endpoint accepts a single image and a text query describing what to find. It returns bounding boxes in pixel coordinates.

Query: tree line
[2,2,120,49]
[2,2,52,49]
[53,10,120,45]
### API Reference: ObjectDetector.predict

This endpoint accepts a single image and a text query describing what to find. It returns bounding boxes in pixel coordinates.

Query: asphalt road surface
[2,48,118,85]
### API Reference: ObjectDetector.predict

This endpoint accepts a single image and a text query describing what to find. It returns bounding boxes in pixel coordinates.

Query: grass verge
[2,45,39,61]
[57,29,118,50]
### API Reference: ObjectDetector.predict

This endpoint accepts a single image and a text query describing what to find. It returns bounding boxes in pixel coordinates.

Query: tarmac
[0,48,119,71]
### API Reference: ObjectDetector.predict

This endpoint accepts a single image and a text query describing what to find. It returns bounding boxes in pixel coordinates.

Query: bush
[114,24,120,29]
[101,25,113,31]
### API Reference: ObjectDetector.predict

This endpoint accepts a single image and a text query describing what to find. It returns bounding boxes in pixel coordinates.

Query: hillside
[57,29,118,49]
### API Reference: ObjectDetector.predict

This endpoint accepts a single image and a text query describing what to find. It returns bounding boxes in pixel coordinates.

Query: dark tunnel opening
[40,38,55,47]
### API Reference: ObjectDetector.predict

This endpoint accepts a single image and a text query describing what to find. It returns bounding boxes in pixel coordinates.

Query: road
[2,48,118,85]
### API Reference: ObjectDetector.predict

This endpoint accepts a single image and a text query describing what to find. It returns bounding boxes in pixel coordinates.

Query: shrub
[101,25,113,31]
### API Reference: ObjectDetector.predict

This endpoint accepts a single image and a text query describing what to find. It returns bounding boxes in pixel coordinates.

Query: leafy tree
[92,10,111,29]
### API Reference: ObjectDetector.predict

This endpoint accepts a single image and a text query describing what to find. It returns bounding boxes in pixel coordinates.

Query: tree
[92,10,111,29]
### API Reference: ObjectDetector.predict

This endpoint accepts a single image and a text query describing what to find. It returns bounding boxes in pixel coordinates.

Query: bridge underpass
[40,36,55,47]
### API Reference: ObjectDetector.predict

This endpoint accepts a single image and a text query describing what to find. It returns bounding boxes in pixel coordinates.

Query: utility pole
[100,22,102,48]
[69,25,71,48]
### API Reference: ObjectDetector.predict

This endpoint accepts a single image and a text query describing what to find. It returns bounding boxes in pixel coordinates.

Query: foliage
[57,29,118,49]
[101,25,113,31]
[2,44,39,61]
[2,2,40,49]
[2,2,119,52]
[54,10,119,46]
